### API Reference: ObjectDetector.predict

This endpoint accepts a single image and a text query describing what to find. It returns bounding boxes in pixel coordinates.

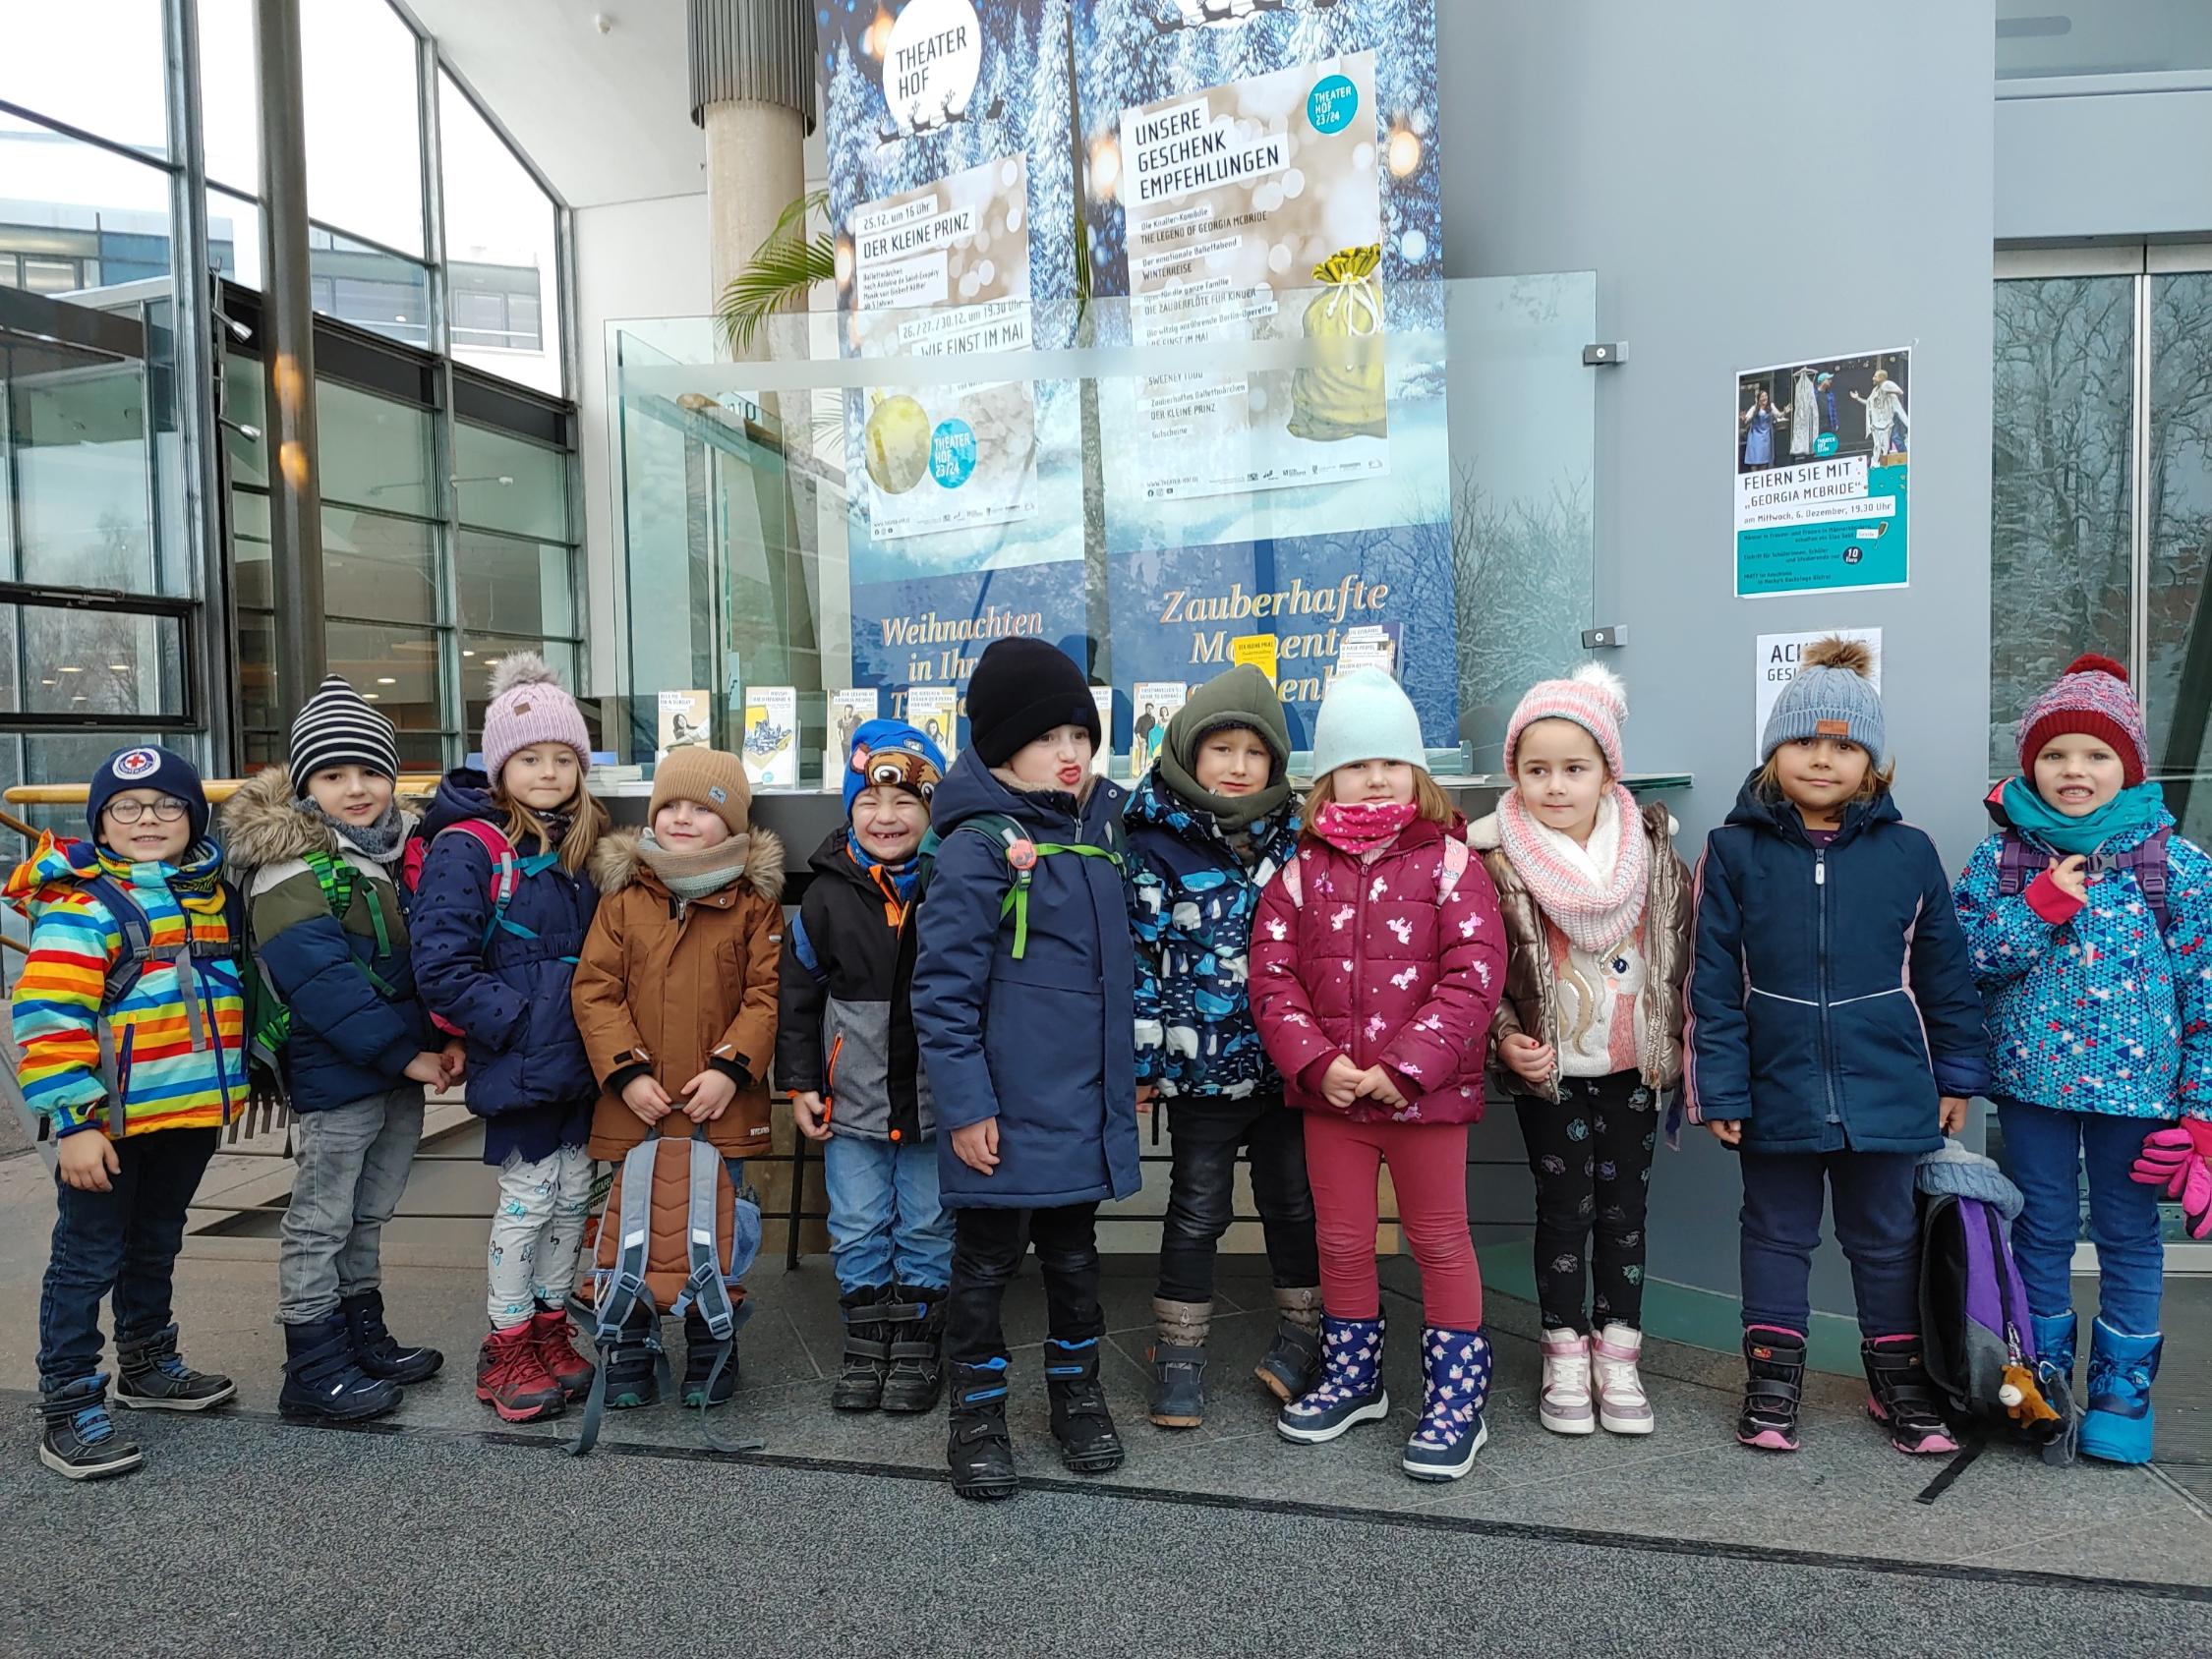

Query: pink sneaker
[1538,1331,1595,1435]
[1591,1323,1656,1435]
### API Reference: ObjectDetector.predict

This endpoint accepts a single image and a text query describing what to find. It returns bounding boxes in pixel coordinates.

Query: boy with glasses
[8,745,250,1478]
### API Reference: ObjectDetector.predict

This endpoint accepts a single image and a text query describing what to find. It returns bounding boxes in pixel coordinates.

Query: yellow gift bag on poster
[1289,244,1387,442]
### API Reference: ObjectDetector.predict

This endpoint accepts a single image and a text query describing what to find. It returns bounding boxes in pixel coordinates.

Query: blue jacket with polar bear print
[1124,769,1301,1105]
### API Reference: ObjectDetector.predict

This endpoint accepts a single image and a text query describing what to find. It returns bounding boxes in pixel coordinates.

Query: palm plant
[716,188,833,356]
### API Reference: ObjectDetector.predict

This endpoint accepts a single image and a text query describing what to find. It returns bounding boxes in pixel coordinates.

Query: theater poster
[1733,347,1912,599]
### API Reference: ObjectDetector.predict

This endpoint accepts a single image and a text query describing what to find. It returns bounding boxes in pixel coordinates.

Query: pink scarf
[1496,784,1650,954]
[1311,797,1419,855]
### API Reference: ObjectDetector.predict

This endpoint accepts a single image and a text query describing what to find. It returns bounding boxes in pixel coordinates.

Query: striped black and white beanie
[289,674,400,784]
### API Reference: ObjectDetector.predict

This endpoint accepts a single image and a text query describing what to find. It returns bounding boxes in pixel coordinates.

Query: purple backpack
[1995,828,2171,933]
[1916,1147,2073,1462]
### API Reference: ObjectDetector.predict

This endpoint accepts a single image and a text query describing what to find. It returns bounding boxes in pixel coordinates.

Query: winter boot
[1045,1337,1125,1474]
[947,1357,1018,1501]
[1146,1297,1210,1429]
[2078,1318,2161,1465]
[37,1375,142,1481]
[1254,1286,1323,1402]
[1591,1323,1656,1437]
[2033,1308,2079,1390]
[1277,1315,1389,1444]
[599,1306,661,1411]
[832,1285,893,1412]
[115,1323,237,1411]
[682,1307,739,1408]
[341,1290,444,1386]
[1736,1326,1806,1453]
[280,1312,402,1423]
[531,1303,595,1403]
[1862,1335,1960,1456]
[1402,1326,1492,1482]
[474,1319,566,1423]
[1538,1329,1595,1435]
[880,1285,948,1414]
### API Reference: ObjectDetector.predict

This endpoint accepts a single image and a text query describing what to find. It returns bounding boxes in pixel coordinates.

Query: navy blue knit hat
[87,744,210,846]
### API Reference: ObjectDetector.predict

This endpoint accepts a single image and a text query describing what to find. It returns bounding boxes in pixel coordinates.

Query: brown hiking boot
[475,1320,565,1423]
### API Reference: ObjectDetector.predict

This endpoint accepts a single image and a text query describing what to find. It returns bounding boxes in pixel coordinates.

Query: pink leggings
[1303,1113,1483,1329]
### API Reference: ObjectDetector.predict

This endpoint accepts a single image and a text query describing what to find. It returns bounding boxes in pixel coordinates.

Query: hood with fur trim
[220,764,425,874]
[587,825,785,904]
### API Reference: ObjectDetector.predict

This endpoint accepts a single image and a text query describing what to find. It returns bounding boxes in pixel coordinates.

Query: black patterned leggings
[1515,1069,1658,1334]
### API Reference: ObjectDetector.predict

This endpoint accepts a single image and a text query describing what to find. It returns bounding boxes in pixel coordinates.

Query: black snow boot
[280,1312,402,1423]
[602,1306,661,1411]
[833,1285,894,1412]
[115,1323,237,1411]
[880,1285,948,1414]
[682,1307,739,1408]
[1254,1286,1324,1403]
[947,1358,1018,1501]
[1044,1338,1125,1474]
[342,1290,444,1385]
[1736,1326,1806,1453]
[37,1375,143,1481]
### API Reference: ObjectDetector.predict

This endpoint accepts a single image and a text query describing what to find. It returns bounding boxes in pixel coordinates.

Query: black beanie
[965,638,1099,767]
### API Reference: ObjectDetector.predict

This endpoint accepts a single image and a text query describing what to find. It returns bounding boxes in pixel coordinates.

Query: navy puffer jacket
[913,757,1141,1210]
[409,770,598,1165]
[1686,776,1991,1155]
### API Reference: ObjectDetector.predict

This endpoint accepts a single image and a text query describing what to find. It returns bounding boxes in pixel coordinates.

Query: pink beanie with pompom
[481,651,591,778]
[1503,663,1629,778]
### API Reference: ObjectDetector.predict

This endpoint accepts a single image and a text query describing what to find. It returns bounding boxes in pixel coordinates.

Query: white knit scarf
[1495,783,1650,954]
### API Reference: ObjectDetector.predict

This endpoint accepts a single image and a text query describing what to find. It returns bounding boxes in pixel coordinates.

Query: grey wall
[1996,87,2212,241]
[1441,2,1998,1316]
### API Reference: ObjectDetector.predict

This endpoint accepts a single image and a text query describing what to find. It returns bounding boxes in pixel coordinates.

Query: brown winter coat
[1473,802,1692,1104]
[572,828,786,1161]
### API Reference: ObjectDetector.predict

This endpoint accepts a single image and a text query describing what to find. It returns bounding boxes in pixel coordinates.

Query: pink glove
[2132,1119,2212,1240]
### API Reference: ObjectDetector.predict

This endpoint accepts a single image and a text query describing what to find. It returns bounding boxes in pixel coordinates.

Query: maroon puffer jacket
[1250,815,1506,1124]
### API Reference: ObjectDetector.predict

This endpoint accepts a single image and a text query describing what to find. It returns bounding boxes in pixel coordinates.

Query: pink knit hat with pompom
[481,651,590,778]
[1503,663,1629,777]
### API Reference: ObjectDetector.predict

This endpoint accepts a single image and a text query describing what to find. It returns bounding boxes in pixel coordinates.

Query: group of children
[17,636,2208,1500]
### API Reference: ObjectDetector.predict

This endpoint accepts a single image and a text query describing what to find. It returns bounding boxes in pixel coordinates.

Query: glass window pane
[1992,276,2136,776]
[231,490,271,609]
[0,6,169,159]
[11,364,156,591]
[457,530,575,637]
[454,423,569,540]
[311,228,432,348]
[0,114,174,300]
[327,619,442,741]
[319,380,436,518]
[323,505,439,624]
[302,0,426,257]
[237,607,277,731]
[208,189,259,288]
[2147,269,2212,844]
[440,73,561,395]
[0,604,186,718]
[197,0,260,193]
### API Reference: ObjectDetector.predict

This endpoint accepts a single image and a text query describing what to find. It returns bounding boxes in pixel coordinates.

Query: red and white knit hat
[1503,663,1629,777]
[2016,653,2147,786]
[481,651,591,779]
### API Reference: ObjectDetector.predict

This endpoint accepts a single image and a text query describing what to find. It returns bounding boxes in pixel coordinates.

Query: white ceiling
[404,0,708,208]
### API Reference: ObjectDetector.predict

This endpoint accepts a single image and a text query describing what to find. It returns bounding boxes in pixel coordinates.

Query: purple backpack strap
[1957,1197,2008,1344]
[1994,832,2043,901]
[2105,828,2172,933]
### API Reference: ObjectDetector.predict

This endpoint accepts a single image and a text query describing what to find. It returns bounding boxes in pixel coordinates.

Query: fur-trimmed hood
[220,764,423,872]
[587,825,785,904]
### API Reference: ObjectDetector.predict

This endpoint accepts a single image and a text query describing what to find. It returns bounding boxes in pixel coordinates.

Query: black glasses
[103,797,189,825]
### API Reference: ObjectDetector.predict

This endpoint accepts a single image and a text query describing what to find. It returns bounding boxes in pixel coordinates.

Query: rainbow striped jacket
[6,832,249,1137]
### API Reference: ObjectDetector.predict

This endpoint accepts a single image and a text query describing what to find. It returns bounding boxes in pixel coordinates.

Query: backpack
[571,1126,763,1457]
[400,820,571,1036]
[1274,829,1473,911]
[240,849,407,1082]
[1995,828,2171,934]
[913,810,1128,960]
[79,872,244,1139]
[1915,1148,2074,1469]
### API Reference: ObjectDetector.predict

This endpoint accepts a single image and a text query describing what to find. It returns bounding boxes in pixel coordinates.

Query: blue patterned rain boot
[1276,1315,1388,1444]
[2031,1309,2077,1389]
[1403,1327,1492,1481]
[2078,1318,2160,1465]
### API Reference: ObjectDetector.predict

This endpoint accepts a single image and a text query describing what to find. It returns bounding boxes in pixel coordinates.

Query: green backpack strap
[954,812,1126,961]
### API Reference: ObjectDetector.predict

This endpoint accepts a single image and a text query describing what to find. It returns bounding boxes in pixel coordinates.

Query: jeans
[1738,1149,1919,1338]
[277,1086,426,1324]
[37,1127,219,1394]
[487,1143,594,1328]
[824,1133,954,1294]
[1155,1096,1318,1304]
[945,1204,1102,1366]
[1305,1113,1483,1329]
[1517,1071,1659,1333]
[1997,1098,2167,1335]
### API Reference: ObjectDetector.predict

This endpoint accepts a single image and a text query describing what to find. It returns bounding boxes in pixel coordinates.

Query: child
[571,745,785,1411]
[1126,663,1320,1429]
[913,638,1141,1500]
[778,718,953,1414]
[1249,668,1506,1483]
[224,676,455,1425]
[1686,638,1989,1456]
[412,654,607,1424]
[1951,654,2212,1464]
[11,746,247,1479]
[1473,664,1690,1438]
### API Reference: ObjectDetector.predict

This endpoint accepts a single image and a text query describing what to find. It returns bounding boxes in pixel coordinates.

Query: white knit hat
[1310,668,1426,777]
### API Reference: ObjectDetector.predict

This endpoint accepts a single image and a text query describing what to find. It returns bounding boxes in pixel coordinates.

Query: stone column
[689,0,816,310]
